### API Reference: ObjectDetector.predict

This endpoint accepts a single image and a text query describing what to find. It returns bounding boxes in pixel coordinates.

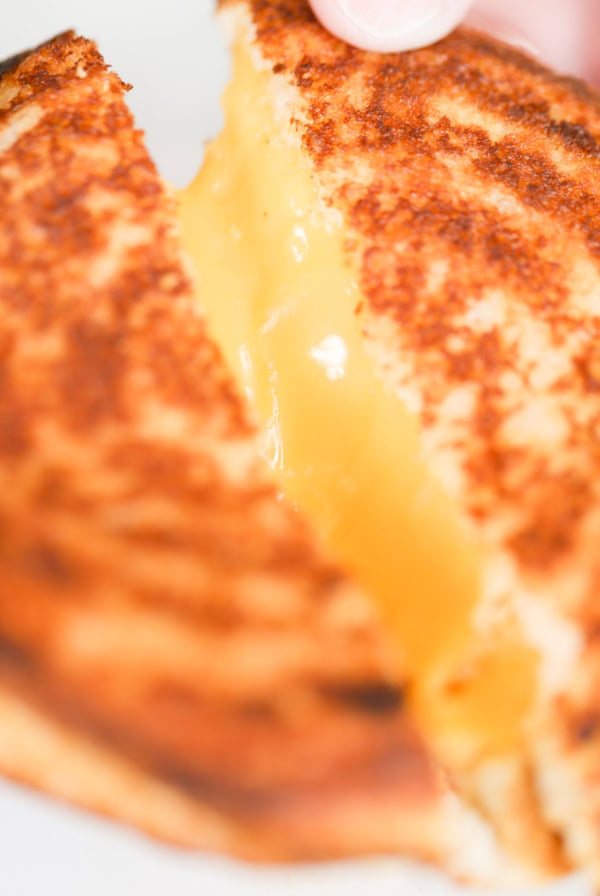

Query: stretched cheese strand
[179,39,537,767]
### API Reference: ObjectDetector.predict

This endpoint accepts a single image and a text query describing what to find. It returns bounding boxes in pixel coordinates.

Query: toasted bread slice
[181,0,600,880]
[0,31,450,864]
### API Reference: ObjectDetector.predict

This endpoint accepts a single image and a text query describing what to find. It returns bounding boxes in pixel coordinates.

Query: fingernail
[339,0,445,40]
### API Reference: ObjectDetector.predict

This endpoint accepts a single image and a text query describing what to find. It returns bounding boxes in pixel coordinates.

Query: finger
[468,0,596,83]
[308,0,475,53]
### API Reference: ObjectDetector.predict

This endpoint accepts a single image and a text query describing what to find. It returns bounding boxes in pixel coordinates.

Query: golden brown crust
[222,0,600,875]
[0,33,444,860]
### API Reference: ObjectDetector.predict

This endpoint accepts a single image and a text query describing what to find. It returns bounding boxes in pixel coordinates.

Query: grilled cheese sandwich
[5,4,600,886]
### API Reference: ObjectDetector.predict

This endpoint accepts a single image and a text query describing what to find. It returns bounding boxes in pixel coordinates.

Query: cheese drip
[179,40,537,765]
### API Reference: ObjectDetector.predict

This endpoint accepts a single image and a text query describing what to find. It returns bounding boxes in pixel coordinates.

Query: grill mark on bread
[0,636,36,671]
[322,682,404,715]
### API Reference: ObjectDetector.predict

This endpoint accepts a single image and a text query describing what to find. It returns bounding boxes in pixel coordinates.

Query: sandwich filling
[180,37,537,770]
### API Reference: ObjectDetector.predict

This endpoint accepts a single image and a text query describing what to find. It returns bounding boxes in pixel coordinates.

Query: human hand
[308,0,599,85]
[468,0,597,85]
[307,0,474,54]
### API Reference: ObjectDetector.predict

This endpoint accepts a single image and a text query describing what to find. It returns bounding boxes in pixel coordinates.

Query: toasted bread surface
[217,0,600,878]
[0,32,446,862]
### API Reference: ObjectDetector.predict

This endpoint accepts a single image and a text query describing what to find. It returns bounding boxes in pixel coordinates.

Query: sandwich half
[180,0,600,881]
[0,31,451,866]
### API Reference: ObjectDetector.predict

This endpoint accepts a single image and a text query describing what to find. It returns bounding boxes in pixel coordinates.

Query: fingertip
[308,0,474,54]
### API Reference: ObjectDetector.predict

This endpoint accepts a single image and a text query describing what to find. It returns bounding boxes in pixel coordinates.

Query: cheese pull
[180,35,537,771]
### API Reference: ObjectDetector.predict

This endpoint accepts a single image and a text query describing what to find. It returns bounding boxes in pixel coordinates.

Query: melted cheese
[179,40,537,766]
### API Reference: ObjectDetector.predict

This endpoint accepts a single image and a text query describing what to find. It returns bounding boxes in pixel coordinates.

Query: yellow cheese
[179,40,537,766]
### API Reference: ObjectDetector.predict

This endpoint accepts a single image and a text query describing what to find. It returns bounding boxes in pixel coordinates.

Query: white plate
[0,2,592,894]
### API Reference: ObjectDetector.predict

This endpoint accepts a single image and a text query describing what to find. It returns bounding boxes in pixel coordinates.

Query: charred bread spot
[0,637,36,671]
[323,682,404,715]
[22,543,74,586]
[575,713,600,745]
[0,49,33,79]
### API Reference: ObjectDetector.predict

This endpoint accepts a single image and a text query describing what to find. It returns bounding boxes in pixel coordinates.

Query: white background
[0,2,592,894]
